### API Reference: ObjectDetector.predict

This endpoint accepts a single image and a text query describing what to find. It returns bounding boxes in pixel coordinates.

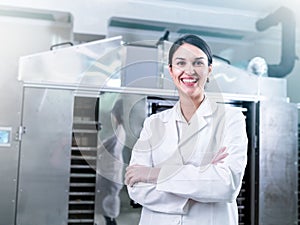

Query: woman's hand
[211,147,228,165]
[125,147,227,186]
[125,165,161,187]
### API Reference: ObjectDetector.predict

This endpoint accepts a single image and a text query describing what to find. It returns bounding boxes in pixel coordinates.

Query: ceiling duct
[256,6,297,78]
[108,17,247,44]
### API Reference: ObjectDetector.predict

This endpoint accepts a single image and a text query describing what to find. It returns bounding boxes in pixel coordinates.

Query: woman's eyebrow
[195,57,206,60]
[175,57,206,60]
[174,57,185,60]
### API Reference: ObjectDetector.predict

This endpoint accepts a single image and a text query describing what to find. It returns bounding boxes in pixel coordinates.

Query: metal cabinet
[16,87,73,225]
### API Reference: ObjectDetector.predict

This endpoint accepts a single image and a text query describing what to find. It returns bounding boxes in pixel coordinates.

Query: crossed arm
[125,146,228,187]
[125,110,247,213]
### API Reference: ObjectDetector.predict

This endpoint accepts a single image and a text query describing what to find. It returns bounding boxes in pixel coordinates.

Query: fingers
[218,146,226,153]
[124,165,145,187]
[211,147,228,165]
[125,165,160,186]
[212,152,229,164]
[125,166,137,187]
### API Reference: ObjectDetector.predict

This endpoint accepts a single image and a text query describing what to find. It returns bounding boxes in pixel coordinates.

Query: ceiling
[159,0,298,12]
[151,0,300,23]
[109,0,300,43]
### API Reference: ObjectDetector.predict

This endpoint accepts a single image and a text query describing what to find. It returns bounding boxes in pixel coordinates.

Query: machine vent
[68,97,99,225]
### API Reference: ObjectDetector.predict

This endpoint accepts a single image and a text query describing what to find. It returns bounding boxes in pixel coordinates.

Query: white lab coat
[127,97,248,225]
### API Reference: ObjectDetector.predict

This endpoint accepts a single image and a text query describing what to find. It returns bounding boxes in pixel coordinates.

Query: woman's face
[169,43,212,99]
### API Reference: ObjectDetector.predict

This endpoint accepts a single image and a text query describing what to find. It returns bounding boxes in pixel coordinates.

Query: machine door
[16,87,73,225]
[259,99,298,225]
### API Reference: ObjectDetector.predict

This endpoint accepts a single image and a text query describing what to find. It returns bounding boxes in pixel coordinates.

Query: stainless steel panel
[0,6,73,224]
[0,74,21,225]
[16,87,74,225]
[121,45,159,88]
[19,36,122,88]
[259,99,298,225]
[0,33,24,225]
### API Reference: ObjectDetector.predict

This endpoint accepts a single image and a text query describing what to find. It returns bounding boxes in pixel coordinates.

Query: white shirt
[127,96,248,225]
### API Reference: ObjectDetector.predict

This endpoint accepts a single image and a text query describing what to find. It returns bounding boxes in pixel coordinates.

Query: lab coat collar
[164,95,218,123]
[193,95,218,117]
[159,96,218,145]
[161,96,217,123]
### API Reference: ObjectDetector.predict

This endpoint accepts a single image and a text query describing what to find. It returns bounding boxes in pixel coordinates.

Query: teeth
[182,78,197,83]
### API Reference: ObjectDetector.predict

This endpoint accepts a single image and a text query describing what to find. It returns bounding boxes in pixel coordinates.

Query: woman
[125,34,248,225]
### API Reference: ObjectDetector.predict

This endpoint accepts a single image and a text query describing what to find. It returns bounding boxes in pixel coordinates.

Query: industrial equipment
[12,35,299,225]
[0,6,73,224]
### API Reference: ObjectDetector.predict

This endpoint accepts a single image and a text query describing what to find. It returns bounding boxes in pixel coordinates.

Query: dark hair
[168,34,213,66]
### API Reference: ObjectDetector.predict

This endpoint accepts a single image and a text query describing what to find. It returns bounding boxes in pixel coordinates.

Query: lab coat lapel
[177,97,218,164]
[156,106,182,166]
[178,116,207,148]
[158,98,217,166]
[178,97,217,147]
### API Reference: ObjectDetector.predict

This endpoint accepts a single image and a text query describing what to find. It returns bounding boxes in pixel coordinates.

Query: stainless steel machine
[14,36,298,225]
[0,6,73,225]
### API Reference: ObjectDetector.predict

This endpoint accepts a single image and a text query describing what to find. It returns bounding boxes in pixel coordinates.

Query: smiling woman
[168,34,213,121]
[125,34,248,225]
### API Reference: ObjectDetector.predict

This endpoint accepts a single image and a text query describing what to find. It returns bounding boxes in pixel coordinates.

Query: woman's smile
[180,76,199,87]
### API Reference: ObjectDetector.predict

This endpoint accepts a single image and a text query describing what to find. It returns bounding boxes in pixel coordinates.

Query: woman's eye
[194,61,204,67]
[176,61,186,67]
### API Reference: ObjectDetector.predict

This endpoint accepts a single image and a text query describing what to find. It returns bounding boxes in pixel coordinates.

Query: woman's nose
[184,63,196,75]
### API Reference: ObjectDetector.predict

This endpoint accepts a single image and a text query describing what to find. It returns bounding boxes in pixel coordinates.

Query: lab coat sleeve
[156,109,248,203]
[127,117,189,214]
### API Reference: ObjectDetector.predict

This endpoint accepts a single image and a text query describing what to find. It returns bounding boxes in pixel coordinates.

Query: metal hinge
[16,126,26,141]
